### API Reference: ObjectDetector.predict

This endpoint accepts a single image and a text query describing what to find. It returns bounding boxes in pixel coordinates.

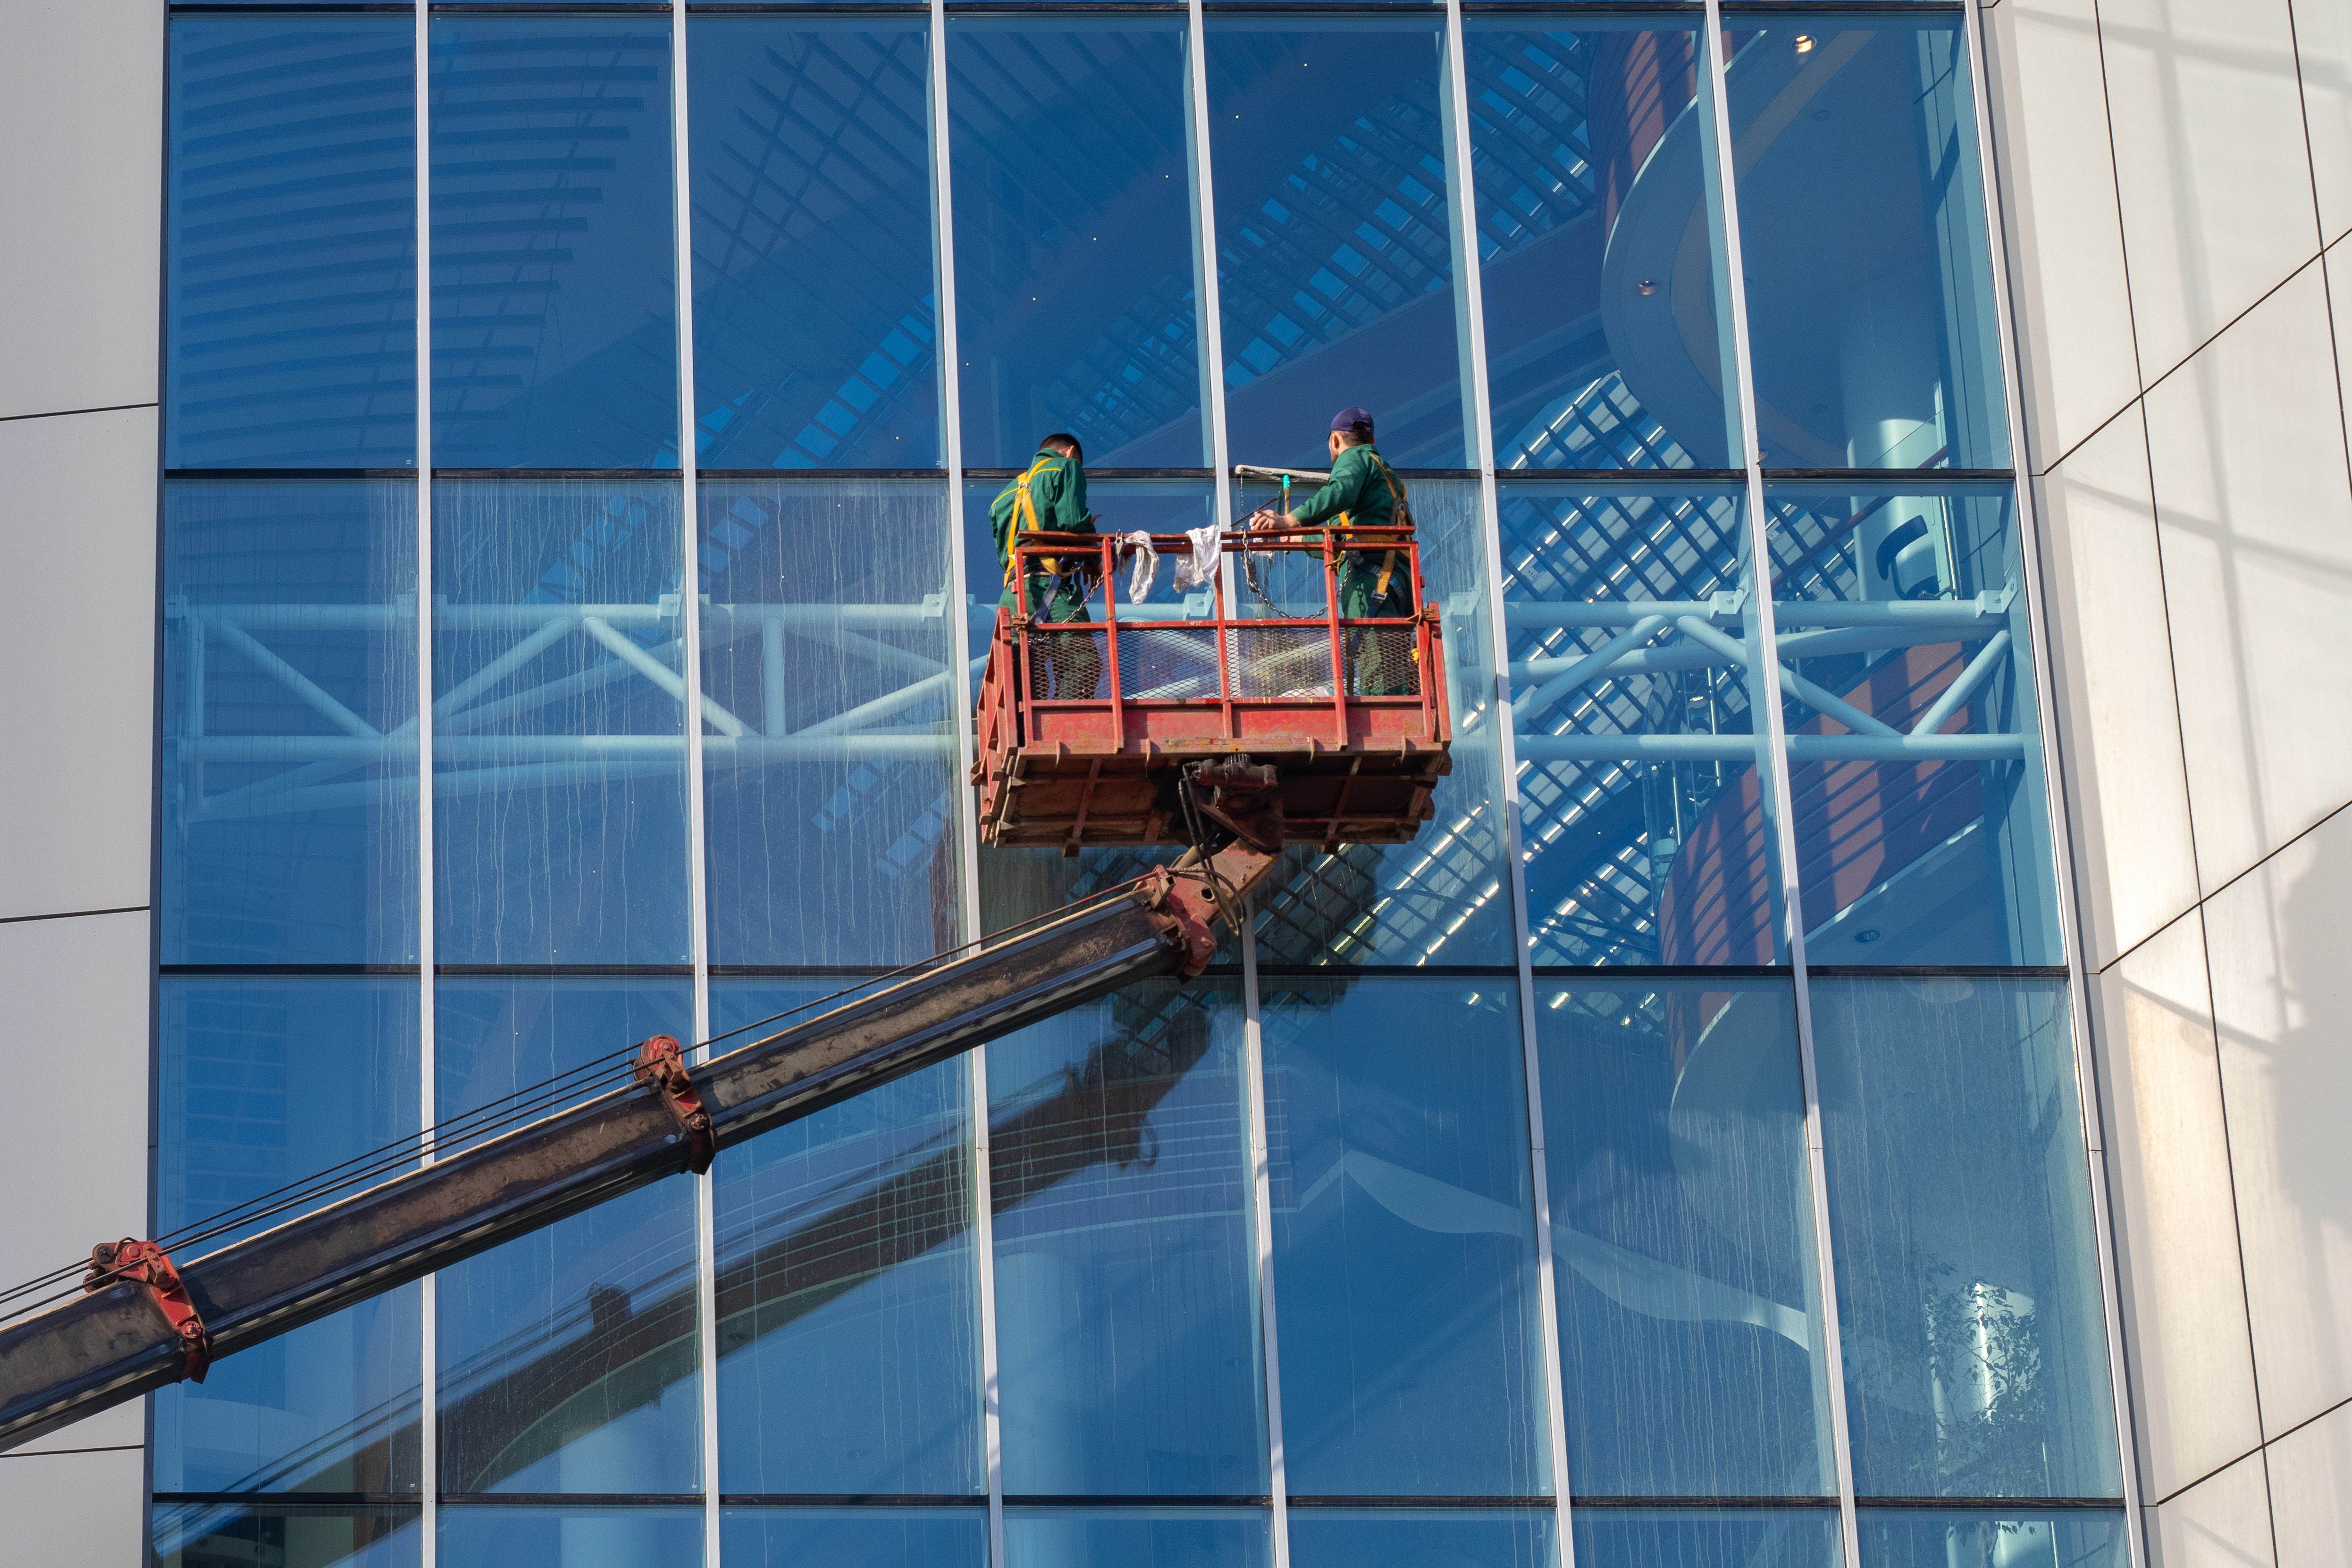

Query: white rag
[1174,523,1222,593]
[1118,531,1159,604]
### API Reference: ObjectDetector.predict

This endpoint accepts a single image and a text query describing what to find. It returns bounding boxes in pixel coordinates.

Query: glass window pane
[1208,17,1465,469]
[1855,1508,2127,1568]
[1466,22,1738,471]
[1260,977,1550,1496]
[438,1507,703,1568]
[1812,979,2122,1499]
[168,17,417,468]
[700,479,964,966]
[165,478,420,965]
[155,978,421,1494]
[1573,1508,1841,1568]
[721,1508,987,1566]
[1534,978,1833,1496]
[1288,1508,1557,1568]
[1765,484,2060,966]
[1004,1506,1271,1566]
[429,17,679,469]
[155,1503,422,1568]
[947,17,1204,469]
[988,979,1264,1496]
[1725,18,2009,470]
[434,980,701,1495]
[689,19,939,470]
[1502,481,1787,966]
[713,981,983,1498]
[432,478,692,965]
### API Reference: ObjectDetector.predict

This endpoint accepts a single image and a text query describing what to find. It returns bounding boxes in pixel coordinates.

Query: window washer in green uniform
[1272,407,1416,695]
[991,432,1102,699]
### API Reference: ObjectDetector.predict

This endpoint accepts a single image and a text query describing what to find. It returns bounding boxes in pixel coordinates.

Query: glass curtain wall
[154,5,2129,1568]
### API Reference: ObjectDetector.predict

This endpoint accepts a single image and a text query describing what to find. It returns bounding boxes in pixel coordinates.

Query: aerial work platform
[974,525,1452,854]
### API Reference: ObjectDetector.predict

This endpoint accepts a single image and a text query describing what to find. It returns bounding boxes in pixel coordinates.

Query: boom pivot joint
[634,1035,715,1175]
[84,1239,209,1384]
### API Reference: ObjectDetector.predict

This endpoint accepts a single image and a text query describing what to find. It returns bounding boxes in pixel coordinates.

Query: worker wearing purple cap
[1276,407,1415,693]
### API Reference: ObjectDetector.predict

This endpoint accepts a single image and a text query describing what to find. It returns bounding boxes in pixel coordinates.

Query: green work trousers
[1337,552,1413,696]
[1019,572,1103,700]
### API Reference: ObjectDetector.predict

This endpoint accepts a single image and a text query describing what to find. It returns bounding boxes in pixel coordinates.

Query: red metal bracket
[85,1238,210,1384]
[634,1035,716,1175]
[1144,839,1283,978]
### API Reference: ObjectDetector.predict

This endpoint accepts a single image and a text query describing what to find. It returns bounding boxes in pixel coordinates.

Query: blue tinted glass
[431,478,692,965]
[1855,1509,2127,1568]
[155,978,421,1494]
[722,1508,987,1566]
[690,20,939,470]
[1502,482,1789,966]
[1208,17,1464,469]
[1572,1507,1841,1568]
[1230,476,1515,965]
[1260,977,1550,1495]
[1004,1507,1270,1566]
[428,17,679,469]
[164,479,420,965]
[947,16,1204,468]
[713,981,983,1497]
[168,17,417,468]
[438,1508,702,1568]
[1535,979,1833,1496]
[989,979,1264,1496]
[1725,19,2009,470]
[1812,980,2121,1499]
[434,980,700,1494]
[1467,23,1737,470]
[1288,1508,1556,1568]
[155,1504,421,1568]
[1765,486,2060,966]
[699,479,965,966]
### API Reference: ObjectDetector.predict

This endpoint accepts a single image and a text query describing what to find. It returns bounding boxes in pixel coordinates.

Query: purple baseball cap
[1329,406,1375,435]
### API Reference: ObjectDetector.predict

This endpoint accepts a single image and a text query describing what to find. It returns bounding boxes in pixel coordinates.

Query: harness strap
[1000,454,1061,588]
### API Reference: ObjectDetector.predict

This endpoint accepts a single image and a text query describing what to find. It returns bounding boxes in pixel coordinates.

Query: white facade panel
[2100,0,2319,385]
[0,406,155,921]
[1984,0,2142,469]
[2294,0,2352,247]
[0,0,161,421]
[2145,1449,2276,1568]
[2267,1399,2352,1568]
[2204,805,2352,1439]
[2034,405,2199,964]
[0,1448,146,1561]
[2143,263,2352,894]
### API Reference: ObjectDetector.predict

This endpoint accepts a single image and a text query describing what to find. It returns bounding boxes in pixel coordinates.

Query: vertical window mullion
[412,4,437,1562]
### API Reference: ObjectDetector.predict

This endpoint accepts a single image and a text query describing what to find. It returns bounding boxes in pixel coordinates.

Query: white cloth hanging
[1117,531,1159,604]
[1174,523,1222,593]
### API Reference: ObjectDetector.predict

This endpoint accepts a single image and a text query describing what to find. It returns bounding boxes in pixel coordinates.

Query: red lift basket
[974,526,1452,852]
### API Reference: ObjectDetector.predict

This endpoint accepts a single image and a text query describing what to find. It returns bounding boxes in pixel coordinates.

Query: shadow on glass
[155,1503,421,1568]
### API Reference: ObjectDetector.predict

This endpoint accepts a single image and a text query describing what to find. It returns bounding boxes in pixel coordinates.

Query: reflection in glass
[1503,482,1786,965]
[699,479,963,966]
[432,478,692,965]
[1260,978,1549,1496]
[154,1503,421,1568]
[1535,979,1831,1496]
[438,1507,702,1568]
[722,1508,986,1567]
[1288,1508,1556,1568]
[429,17,679,468]
[1572,1508,1840,1568]
[989,980,1263,1496]
[1725,18,2008,470]
[1208,17,1465,469]
[1005,1507,1270,1567]
[435,981,700,1495]
[156,979,421,1494]
[1854,1508,2127,1568]
[689,19,938,470]
[1766,485,2059,966]
[1465,21,1737,470]
[947,17,1203,468]
[164,479,420,965]
[1813,980,2120,1500]
[167,17,416,467]
[713,981,982,1498]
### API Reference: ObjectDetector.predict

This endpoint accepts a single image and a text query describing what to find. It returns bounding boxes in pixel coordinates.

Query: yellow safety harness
[1332,450,1411,601]
[999,453,1064,590]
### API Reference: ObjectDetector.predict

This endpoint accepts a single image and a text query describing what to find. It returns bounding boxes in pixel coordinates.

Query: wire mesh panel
[1117,625,1224,701]
[1024,625,1109,702]
[1227,626,1335,700]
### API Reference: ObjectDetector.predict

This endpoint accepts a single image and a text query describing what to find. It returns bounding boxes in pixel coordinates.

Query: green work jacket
[1287,443,1407,533]
[991,448,1092,591]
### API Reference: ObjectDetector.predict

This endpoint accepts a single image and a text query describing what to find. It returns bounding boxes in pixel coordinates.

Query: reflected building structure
[129,3,2133,1567]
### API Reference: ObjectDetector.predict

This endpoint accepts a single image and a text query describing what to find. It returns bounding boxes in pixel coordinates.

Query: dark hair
[1334,422,1375,448]
[1040,432,1083,461]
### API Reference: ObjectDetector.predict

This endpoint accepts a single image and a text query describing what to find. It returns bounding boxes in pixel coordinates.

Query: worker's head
[1040,432,1083,463]
[1327,407,1375,458]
